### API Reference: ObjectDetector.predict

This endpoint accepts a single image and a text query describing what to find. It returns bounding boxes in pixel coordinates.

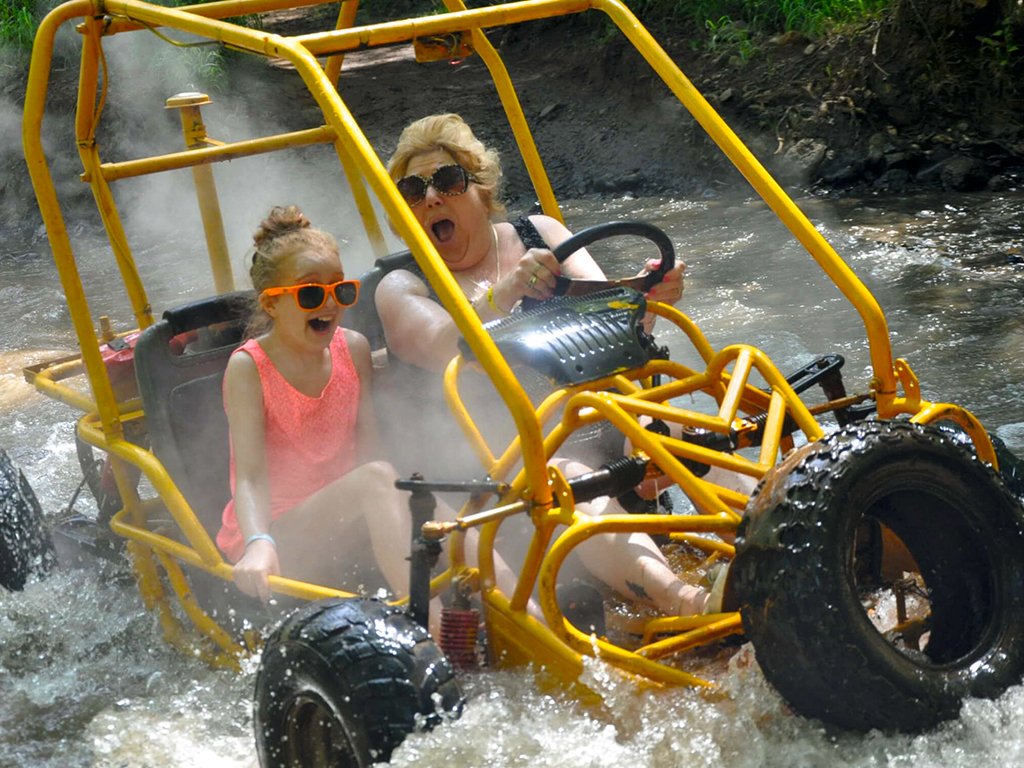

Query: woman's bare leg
[556,459,709,615]
[574,496,709,615]
[627,421,758,501]
[434,499,544,621]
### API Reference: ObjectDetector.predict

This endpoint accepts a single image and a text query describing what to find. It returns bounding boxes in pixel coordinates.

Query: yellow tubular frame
[21,0,995,682]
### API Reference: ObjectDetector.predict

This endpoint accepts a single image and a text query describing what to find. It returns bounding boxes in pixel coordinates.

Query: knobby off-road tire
[932,423,1024,502]
[0,449,56,591]
[732,420,1024,733]
[254,598,464,768]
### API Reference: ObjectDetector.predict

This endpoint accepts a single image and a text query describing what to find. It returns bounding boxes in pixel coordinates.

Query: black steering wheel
[522,220,675,309]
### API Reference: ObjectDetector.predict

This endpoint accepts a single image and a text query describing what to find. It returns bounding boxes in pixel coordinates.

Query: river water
[2,189,1024,766]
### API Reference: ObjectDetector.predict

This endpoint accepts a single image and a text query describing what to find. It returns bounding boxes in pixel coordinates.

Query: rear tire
[732,421,1024,732]
[254,598,463,767]
[75,433,121,521]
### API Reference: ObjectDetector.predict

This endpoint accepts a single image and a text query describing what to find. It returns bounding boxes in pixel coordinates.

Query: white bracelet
[245,532,277,549]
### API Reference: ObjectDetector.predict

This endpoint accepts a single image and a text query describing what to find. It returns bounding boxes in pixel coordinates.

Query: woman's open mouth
[431,218,455,243]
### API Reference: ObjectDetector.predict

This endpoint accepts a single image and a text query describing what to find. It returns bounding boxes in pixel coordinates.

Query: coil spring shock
[440,607,479,670]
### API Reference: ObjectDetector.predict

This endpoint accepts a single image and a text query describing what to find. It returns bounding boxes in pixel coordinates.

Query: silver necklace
[463,223,501,300]
[489,223,501,285]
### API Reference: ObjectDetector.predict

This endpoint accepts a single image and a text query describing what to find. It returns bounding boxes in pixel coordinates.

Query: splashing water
[2,191,1024,766]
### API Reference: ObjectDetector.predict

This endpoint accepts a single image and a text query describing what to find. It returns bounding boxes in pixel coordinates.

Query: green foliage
[1,0,36,50]
[774,0,890,36]
[180,46,230,93]
[608,0,891,62]
[704,15,756,61]
[623,0,891,38]
[137,0,265,94]
[0,0,997,55]
[978,20,1019,71]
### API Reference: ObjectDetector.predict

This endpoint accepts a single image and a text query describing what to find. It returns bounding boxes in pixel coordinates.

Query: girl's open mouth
[308,317,332,333]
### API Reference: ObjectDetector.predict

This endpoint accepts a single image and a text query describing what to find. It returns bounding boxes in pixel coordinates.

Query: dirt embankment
[4,3,1022,221]
[240,3,1024,203]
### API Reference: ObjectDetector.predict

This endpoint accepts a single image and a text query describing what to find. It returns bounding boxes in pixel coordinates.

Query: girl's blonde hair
[246,205,340,336]
[387,113,505,215]
[249,205,339,292]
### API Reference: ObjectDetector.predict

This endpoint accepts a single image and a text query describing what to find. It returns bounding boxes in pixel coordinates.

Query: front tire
[254,598,464,767]
[732,421,1024,732]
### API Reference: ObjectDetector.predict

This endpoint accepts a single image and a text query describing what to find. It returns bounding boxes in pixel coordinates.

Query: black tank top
[379,215,622,474]
[511,216,547,250]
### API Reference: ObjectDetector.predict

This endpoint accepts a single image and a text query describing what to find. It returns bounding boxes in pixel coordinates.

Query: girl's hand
[495,248,561,309]
[232,539,280,602]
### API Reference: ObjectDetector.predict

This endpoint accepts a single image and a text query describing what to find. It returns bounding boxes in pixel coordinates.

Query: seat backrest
[133,291,253,535]
[134,255,409,537]
[342,250,415,351]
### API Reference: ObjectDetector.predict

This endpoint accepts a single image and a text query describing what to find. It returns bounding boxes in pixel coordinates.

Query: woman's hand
[644,258,686,305]
[232,539,280,602]
[641,258,686,332]
[494,247,562,310]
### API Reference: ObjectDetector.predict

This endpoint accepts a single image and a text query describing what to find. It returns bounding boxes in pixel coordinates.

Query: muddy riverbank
[2,2,1022,222]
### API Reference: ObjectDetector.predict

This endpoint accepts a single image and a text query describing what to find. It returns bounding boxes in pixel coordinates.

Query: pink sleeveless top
[216,329,360,561]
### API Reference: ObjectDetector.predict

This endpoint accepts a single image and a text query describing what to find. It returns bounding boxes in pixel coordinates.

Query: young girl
[217,205,412,604]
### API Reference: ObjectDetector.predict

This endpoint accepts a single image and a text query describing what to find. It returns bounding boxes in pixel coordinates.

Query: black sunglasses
[396,164,479,206]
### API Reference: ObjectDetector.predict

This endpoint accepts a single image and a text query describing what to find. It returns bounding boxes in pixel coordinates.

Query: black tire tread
[733,421,1024,732]
[0,449,55,591]
[255,598,462,767]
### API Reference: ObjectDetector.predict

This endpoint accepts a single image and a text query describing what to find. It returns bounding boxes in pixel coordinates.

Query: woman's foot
[702,561,730,614]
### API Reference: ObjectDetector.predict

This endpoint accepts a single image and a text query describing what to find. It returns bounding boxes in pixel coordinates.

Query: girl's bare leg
[274,464,531,632]
[272,460,413,596]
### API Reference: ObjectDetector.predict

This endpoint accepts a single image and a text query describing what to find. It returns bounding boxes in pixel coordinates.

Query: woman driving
[377,113,685,372]
[374,114,723,620]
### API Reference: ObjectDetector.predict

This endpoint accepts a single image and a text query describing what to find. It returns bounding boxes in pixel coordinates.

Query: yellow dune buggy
[14,0,1024,765]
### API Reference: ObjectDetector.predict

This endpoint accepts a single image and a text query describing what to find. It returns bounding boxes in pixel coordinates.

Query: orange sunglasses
[261,280,360,311]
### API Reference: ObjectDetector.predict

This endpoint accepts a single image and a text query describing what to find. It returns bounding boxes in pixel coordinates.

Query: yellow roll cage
[21,0,993,686]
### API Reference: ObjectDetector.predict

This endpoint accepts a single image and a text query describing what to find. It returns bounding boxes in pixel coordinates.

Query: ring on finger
[528,275,538,287]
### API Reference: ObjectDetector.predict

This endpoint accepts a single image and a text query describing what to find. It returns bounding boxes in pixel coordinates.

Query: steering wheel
[522,220,675,309]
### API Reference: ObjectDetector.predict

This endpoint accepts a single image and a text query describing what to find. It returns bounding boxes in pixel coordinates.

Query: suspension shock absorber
[440,573,480,671]
[397,474,506,667]
[405,475,441,632]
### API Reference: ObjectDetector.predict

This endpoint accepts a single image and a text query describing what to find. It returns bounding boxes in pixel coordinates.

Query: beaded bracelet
[245,532,277,549]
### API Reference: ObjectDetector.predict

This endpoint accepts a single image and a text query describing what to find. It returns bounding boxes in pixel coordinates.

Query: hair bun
[253,204,311,248]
